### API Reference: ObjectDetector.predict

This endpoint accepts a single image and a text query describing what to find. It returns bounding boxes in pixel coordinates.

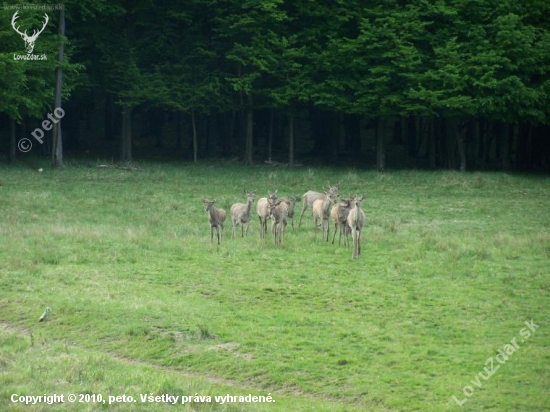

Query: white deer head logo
[11,11,49,54]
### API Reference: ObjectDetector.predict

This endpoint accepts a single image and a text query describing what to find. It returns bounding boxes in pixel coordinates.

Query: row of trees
[1,0,550,170]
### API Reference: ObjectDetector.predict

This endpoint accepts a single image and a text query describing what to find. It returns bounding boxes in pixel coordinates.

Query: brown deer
[298,182,339,227]
[280,196,299,231]
[201,198,226,245]
[268,199,289,245]
[347,195,366,258]
[312,191,338,241]
[331,196,353,246]
[256,190,278,239]
[230,189,255,238]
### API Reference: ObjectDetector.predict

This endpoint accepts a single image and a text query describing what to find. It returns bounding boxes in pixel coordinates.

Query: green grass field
[1,160,549,411]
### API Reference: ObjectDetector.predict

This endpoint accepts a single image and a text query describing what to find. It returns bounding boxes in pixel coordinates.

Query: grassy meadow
[0,160,549,411]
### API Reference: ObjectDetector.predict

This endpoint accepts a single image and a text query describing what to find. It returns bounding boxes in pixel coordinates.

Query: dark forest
[1,0,550,170]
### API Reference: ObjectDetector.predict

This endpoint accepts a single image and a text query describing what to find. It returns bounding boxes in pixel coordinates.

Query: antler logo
[11,11,49,54]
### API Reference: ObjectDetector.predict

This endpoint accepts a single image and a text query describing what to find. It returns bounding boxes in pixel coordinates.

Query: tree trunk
[244,93,253,165]
[9,118,16,163]
[175,111,183,151]
[20,119,29,154]
[501,122,511,170]
[472,118,480,169]
[288,113,294,168]
[120,108,132,161]
[478,119,487,169]
[406,115,422,168]
[231,110,239,156]
[511,123,519,169]
[200,114,208,154]
[105,93,114,141]
[191,111,197,163]
[268,109,274,162]
[418,117,428,160]
[331,111,340,163]
[155,111,164,148]
[518,123,533,168]
[436,118,444,168]
[376,117,385,171]
[398,116,406,146]
[428,117,436,169]
[456,121,466,172]
[347,114,361,152]
[482,121,494,168]
[445,118,456,170]
[338,113,346,150]
[457,136,466,171]
[207,113,218,157]
[51,2,65,168]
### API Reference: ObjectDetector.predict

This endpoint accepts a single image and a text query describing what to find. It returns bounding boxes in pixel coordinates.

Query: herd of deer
[201,184,366,259]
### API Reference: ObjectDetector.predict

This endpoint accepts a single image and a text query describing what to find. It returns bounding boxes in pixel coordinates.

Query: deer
[256,190,278,239]
[312,191,339,241]
[11,11,49,54]
[268,198,289,245]
[331,196,353,246]
[230,189,255,238]
[298,182,339,227]
[280,196,298,231]
[347,195,366,259]
[201,198,226,245]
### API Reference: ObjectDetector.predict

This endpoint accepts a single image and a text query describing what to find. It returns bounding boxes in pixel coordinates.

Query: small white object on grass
[38,306,51,322]
[38,168,43,173]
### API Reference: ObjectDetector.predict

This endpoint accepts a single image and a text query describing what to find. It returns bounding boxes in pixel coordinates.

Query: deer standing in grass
[331,196,353,246]
[201,198,226,245]
[280,196,298,231]
[230,189,255,238]
[312,192,338,241]
[268,198,289,245]
[347,195,366,259]
[298,183,339,228]
[256,190,278,239]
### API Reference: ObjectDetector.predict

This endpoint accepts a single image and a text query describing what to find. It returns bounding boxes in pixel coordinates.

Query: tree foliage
[1,0,549,169]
